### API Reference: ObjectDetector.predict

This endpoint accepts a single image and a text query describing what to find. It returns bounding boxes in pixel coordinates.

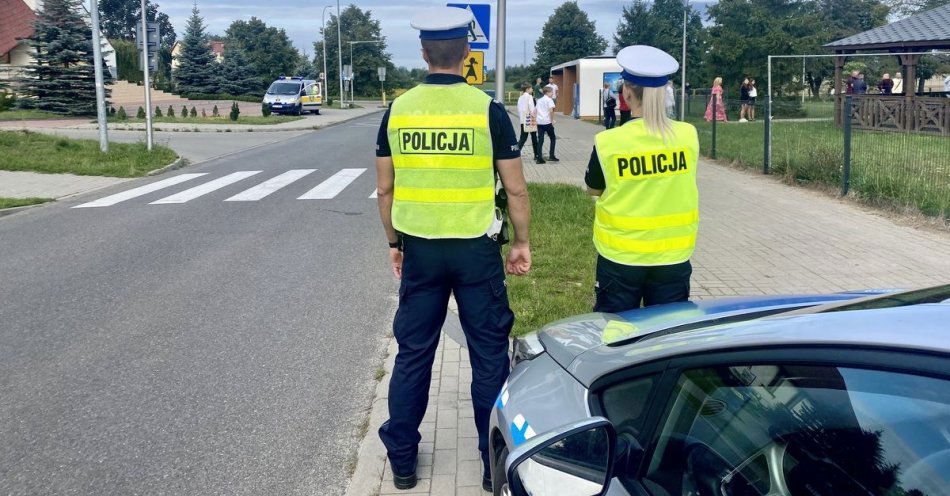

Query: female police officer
[374,6,532,491]
[584,45,699,312]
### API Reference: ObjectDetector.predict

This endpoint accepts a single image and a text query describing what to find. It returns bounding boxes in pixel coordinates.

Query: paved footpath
[346,113,950,495]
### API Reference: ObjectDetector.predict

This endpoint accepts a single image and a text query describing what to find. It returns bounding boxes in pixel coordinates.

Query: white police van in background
[262,76,322,115]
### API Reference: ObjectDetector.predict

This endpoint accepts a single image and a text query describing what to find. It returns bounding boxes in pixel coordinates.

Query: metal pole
[680,0,687,121]
[322,5,331,101]
[336,0,343,108]
[801,57,806,103]
[89,0,109,152]
[350,42,354,103]
[494,0,506,104]
[140,0,153,150]
[764,55,772,173]
[842,95,852,196]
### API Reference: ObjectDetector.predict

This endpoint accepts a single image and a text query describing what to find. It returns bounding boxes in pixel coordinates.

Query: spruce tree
[217,49,262,96]
[173,5,218,94]
[16,0,113,115]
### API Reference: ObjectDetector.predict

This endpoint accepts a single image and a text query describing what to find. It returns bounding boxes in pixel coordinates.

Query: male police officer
[585,46,699,312]
[374,6,532,491]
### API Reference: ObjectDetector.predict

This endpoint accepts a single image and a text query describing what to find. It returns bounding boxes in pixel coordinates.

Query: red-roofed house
[1,0,116,82]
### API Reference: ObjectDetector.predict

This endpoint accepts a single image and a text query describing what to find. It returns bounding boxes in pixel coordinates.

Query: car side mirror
[505,417,617,496]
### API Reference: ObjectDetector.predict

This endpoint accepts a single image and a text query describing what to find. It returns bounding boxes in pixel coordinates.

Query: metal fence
[680,94,949,219]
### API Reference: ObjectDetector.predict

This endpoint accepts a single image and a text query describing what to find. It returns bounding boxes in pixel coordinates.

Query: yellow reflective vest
[593,119,699,266]
[387,83,495,238]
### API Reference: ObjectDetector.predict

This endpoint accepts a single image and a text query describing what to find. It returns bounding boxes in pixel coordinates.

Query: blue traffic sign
[447,3,490,49]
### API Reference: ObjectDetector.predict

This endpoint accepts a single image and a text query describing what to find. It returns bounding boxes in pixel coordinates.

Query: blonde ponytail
[624,82,673,141]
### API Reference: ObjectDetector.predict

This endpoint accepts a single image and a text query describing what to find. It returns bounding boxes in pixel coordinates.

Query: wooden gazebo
[824,4,950,135]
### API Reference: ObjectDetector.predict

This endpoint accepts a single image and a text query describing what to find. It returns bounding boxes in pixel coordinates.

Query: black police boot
[391,462,417,490]
[548,155,560,162]
[535,155,546,164]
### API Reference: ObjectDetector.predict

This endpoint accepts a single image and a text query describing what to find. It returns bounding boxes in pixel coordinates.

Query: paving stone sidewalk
[345,113,950,496]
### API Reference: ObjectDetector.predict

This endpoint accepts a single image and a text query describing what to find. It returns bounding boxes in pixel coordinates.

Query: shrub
[201,108,207,118]
[155,106,162,117]
[117,106,128,120]
[167,105,175,118]
[136,106,146,119]
[212,105,219,117]
[109,106,116,116]
[261,102,271,117]
[190,106,197,118]
[181,105,188,118]
[229,101,240,121]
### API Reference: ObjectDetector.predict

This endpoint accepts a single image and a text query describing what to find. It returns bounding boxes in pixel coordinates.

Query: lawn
[110,115,303,125]
[0,131,178,177]
[505,183,597,336]
[0,109,72,121]
[0,197,53,209]
[690,118,950,218]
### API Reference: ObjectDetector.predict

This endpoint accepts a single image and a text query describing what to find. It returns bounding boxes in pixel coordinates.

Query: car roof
[568,303,950,386]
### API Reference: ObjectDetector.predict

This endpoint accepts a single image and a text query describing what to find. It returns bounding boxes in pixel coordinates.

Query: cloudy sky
[159,0,712,68]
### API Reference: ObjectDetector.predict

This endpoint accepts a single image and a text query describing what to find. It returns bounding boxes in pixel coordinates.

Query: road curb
[78,109,383,134]
[344,334,396,496]
[146,156,188,176]
[0,201,52,218]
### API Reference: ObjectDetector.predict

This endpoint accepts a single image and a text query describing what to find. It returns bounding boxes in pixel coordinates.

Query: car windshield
[267,82,301,95]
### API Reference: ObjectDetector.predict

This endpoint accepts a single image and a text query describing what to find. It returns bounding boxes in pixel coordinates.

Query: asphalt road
[0,112,395,495]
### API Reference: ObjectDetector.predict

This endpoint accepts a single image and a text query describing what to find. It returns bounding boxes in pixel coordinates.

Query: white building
[549,56,622,120]
[0,0,116,83]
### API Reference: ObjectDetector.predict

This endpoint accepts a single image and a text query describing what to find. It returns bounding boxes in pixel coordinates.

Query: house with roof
[0,0,116,84]
[170,39,225,70]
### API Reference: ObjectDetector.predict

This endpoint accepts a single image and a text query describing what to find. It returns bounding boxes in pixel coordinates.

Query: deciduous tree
[532,2,607,77]
[226,18,301,88]
[312,6,393,98]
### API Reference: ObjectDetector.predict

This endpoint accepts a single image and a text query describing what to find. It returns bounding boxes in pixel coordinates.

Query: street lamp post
[321,5,333,101]
[336,0,343,108]
[348,40,382,103]
[680,0,688,121]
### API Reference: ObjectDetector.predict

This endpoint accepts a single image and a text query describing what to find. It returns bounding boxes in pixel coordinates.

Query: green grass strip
[0,131,177,177]
[0,197,53,209]
[0,109,71,121]
[506,183,597,336]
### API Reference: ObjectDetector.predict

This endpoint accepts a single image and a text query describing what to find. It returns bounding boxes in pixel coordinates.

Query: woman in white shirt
[516,83,543,163]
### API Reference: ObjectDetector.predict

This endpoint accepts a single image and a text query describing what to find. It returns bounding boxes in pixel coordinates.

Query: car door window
[600,375,657,441]
[642,364,950,496]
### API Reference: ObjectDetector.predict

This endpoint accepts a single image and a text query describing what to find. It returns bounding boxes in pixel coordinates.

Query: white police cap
[411,7,474,40]
[616,45,679,87]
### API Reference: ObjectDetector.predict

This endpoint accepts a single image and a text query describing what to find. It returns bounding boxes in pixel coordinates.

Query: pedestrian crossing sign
[464,50,485,85]
[447,3,490,49]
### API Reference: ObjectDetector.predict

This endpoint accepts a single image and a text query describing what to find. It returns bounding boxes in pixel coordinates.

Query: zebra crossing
[73,168,377,208]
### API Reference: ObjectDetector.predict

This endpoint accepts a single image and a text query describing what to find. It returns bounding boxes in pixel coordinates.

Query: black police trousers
[379,235,514,476]
[593,255,692,313]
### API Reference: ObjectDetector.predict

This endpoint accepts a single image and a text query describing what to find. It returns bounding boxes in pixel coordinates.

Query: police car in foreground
[489,285,950,496]
[262,76,321,115]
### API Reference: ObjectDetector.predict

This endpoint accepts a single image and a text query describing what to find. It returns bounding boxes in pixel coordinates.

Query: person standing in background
[739,78,750,122]
[618,83,632,125]
[544,76,558,101]
[665,80,676,119]
[747,79,757,122]
[535,86,559,162]
[944,74,950,97]
[705,77,727,122]
[533,77,543,99]
[603,82,617,129]
[878,73,894,94]
[853,73,868,95]
[846,70,858,94]
[517,83,543,163]
[893,72,904,94]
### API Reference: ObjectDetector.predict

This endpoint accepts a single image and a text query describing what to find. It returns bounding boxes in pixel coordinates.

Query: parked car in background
[490,285,950,496]
[262,76,321,115]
